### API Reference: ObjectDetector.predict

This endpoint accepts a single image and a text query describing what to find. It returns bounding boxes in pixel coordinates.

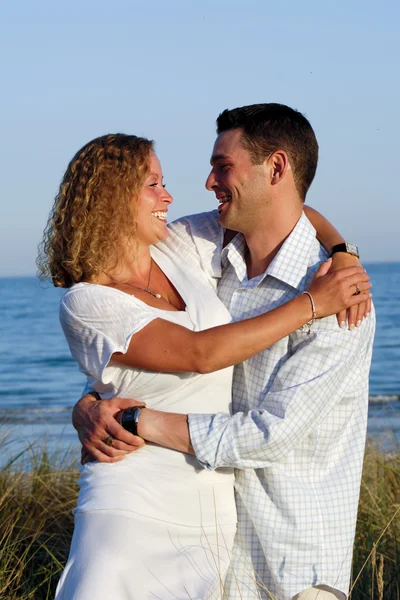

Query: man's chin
[218,211,239,232]
[218,211,230,228]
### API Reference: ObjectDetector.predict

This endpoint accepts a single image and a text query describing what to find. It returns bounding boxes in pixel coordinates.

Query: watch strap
[120,407,142,436]
[329,242,359,258]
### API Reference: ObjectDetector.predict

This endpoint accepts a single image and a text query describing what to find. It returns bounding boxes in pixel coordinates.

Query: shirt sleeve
[162,210,224,289]
[188,314,375,470]
[59,286,157,385]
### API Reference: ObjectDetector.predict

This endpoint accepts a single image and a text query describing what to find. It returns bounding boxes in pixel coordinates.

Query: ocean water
[1,263,399,462]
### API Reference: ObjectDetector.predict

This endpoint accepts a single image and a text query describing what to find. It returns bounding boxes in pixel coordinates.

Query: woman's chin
[153,224,169,244]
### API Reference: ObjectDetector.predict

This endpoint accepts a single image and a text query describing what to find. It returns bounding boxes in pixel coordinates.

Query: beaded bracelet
[301,291,317,335]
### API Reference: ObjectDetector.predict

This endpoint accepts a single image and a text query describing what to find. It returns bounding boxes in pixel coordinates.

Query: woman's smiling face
[135,152,173,247]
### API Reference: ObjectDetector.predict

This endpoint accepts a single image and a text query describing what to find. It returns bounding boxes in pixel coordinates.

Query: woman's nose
[162,188,173,204]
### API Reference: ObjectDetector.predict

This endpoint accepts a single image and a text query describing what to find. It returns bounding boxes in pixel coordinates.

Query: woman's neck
[98,243,152,286]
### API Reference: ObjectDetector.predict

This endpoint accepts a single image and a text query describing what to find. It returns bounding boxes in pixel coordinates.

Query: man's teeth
[219,196,231,204]
[152,211,167,220]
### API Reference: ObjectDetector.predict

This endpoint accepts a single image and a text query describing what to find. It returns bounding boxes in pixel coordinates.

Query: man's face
[205,128,270,233]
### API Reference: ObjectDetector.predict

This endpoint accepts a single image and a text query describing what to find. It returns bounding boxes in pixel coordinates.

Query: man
[74,104,375,599]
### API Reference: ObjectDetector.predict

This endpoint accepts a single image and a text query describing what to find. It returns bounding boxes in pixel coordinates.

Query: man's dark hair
[216,103,318,201]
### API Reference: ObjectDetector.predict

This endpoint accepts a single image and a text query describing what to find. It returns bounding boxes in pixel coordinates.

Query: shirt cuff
[188,412,231,470]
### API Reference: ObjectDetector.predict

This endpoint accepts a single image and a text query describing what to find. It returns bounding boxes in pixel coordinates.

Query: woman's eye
[149,182,166,189]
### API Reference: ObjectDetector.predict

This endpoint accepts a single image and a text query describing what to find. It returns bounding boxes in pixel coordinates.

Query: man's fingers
[95,439,132,458]
[88,439,130,459]
[81,447,91,464]
[83,437,143,462]
[107,419,145,447]
[78,426,109,449]
[85,446,126,464]
[109,438,145,452]
[73,395,147,463]
[109,398,146,413]
[78,421,144,457]
[81,429,132,458]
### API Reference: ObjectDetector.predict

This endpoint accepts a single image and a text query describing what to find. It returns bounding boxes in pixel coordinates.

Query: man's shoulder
[168,210,221,241]
[159,210,223,284]
[266,213,326,292]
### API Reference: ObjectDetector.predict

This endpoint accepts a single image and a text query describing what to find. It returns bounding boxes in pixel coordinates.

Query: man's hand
[72,393,146,464]
[331,253,372,329]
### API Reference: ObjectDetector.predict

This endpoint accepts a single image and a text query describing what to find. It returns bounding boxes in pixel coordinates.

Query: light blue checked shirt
[165,210,375,600]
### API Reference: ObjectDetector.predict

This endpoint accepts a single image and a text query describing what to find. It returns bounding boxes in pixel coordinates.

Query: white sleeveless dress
[55,242,237,600]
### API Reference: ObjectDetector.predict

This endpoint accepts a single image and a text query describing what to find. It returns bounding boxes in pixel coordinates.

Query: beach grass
[0,440,399,600]
[349,440,400,600]
[0,442,78,600]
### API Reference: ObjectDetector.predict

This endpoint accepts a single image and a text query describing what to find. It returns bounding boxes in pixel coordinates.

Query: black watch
[119,407,142,436]
[329,242,359,258]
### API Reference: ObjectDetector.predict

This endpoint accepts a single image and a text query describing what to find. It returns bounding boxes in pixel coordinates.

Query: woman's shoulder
[61,281,113,309]
[60,282,152,321]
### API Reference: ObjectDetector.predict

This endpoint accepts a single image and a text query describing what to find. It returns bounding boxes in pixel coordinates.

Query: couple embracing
[39,103,375,600]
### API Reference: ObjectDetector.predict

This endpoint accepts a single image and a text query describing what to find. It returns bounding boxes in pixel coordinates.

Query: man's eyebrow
[210,153,230,165]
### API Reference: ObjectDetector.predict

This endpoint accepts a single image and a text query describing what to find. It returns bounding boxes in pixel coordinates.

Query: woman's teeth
[152,211,167,220]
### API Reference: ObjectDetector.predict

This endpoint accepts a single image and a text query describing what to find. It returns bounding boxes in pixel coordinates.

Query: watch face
[346,242,358,255]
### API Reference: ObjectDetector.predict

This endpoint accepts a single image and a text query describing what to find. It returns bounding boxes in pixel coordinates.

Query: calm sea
[1,263,399,462]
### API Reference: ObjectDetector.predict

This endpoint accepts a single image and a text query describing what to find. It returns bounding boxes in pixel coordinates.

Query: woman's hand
[331,253,372,328]
[307,261,371,327]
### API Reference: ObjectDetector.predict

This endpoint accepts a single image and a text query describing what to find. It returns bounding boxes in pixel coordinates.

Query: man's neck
[244,205,303,279]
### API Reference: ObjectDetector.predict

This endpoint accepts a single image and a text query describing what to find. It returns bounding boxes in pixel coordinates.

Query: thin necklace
[106,259,162,299]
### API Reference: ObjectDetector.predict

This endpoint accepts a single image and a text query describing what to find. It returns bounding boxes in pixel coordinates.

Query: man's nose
[205,169,216,191]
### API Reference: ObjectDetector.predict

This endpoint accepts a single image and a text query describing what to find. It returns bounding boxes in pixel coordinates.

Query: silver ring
[104,435,114,447]
[354,284,361,296]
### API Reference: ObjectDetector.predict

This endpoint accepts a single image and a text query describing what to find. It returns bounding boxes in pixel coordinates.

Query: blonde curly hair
[38,134,154,288]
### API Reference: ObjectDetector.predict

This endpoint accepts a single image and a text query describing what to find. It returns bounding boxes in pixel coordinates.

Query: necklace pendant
[145,287,162,299]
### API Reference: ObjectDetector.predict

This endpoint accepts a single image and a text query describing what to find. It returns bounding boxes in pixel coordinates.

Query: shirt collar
[221,231,248,282]
[221,212,317,291]
[265,213,317,290]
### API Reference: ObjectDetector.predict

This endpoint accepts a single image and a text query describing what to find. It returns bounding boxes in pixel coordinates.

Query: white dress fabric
[55,243,237,600]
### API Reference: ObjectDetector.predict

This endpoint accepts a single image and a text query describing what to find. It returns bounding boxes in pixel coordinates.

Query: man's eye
[220,165,230,172]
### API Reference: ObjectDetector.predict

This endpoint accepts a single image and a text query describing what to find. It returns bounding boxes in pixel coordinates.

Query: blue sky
[1,0,399,276]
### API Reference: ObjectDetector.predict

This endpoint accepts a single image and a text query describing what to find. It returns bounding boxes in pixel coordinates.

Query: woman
[39,134,369,600]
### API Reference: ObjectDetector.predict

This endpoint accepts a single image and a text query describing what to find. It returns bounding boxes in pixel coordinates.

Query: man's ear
[268,151,289,185]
